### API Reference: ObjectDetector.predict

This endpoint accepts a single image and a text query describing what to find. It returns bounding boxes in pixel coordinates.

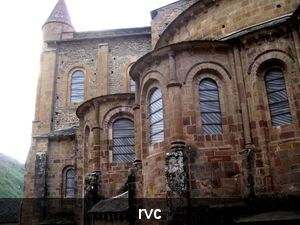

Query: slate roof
[88,191,129,213]
[0,199,21,223]
[35,126,78,138]
[44,0,73,28]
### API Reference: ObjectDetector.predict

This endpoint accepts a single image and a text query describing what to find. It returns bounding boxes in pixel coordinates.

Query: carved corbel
[242,39,249,50]
[189,12,197,20]
[173,27,180,36]
[268,31,275,42]
[181,19,188,26]
[210,43,216,54]
[254,35,260,45]
[200,4,208,13]
[212,0,220,6]
[132,103,140,110]
[153,56,161,65]
[188,45,194,56]
[142,61,150,70]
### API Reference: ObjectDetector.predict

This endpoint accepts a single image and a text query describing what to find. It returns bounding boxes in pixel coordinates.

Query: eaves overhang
[130,40,230,81]
[76,93,135,119]
[34,126,78,139]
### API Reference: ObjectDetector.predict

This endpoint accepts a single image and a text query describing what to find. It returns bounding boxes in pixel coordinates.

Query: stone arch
[247,49,295,75]
[184,61,231,85]
[139,76,167,158]
[183,62,233,135]
[61,164,75,197]
[140,70,167,93]
[64,63,93,106]
[249,51,296,130]
[101,106,134,163]
[101,106,134,130]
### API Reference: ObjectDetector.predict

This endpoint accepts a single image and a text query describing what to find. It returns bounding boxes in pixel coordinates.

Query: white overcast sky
[0,0,176,163]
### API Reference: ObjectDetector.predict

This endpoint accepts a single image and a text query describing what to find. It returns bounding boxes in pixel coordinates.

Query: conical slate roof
[44,0,73,28]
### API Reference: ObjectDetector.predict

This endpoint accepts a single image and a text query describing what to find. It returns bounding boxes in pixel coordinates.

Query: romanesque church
[22,0,300,224]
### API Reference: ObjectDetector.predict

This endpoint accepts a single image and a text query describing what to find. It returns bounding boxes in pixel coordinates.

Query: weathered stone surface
[23,0,300,224]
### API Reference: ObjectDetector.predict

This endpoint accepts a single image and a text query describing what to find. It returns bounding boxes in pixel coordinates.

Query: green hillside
[0,153,24,198]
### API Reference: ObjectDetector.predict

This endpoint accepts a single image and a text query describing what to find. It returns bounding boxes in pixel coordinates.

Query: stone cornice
[45,27,151,44]
[130,40,230,81]
[76,93,135,118]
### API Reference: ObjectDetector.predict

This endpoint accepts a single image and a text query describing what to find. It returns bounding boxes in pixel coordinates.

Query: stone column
[232,45,257,199]
[92,101,101,172]
[166,50,183,141]
[233,46,252,148]
[291,27,300,69]
[165,140,188,224]
[33,152,47,224]
[133,103,141,160]
[133,74,143,161]
[127,161,141,225]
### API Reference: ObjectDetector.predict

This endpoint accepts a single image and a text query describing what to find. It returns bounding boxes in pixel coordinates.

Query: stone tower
[24,0,75,199]
[22,1,77,223]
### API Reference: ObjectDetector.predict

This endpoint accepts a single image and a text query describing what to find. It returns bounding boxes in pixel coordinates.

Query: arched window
[149,88,164,144]
[130,78,135,93]
[65,169,75,197]
[70,70,84,102]
[264,69,292,126]
[112,119,135,162]
[199,78,222,134]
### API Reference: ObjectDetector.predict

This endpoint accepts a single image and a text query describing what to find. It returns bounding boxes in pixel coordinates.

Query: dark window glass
[130,78,135,93]
[265,69,292,126]
[199,78,222,134]
[149,89,164,144]
[71,70,84,102]
[66,169,75,197]
[113,119,135,162]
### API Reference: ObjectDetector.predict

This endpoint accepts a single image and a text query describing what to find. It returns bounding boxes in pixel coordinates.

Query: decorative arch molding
[62,164,75,174]
[65,63,93,77]
[101,106,134,130]
[64,63,93,106]
[61,165,76,197]
[247,49,295,75]
[192,73,224,89]
[184,61,231,85]
[84,120,93,132]
[140,70,167,93]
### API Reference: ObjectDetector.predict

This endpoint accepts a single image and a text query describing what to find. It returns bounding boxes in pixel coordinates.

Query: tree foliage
[0,153,24,198]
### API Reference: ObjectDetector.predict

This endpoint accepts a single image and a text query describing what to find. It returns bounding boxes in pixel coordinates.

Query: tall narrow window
[65,169,75,197]
[130,78,135,93]
[70,70,84,102]
[112,119,135,162]
[149,88,164,144]
[199,78,222,134]
[264,69,292,126]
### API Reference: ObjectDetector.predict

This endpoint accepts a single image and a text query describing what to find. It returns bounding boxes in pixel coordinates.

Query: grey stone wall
[53,35,151,130]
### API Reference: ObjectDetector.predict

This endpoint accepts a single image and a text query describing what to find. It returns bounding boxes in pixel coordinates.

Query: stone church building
[22,0,300,224]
